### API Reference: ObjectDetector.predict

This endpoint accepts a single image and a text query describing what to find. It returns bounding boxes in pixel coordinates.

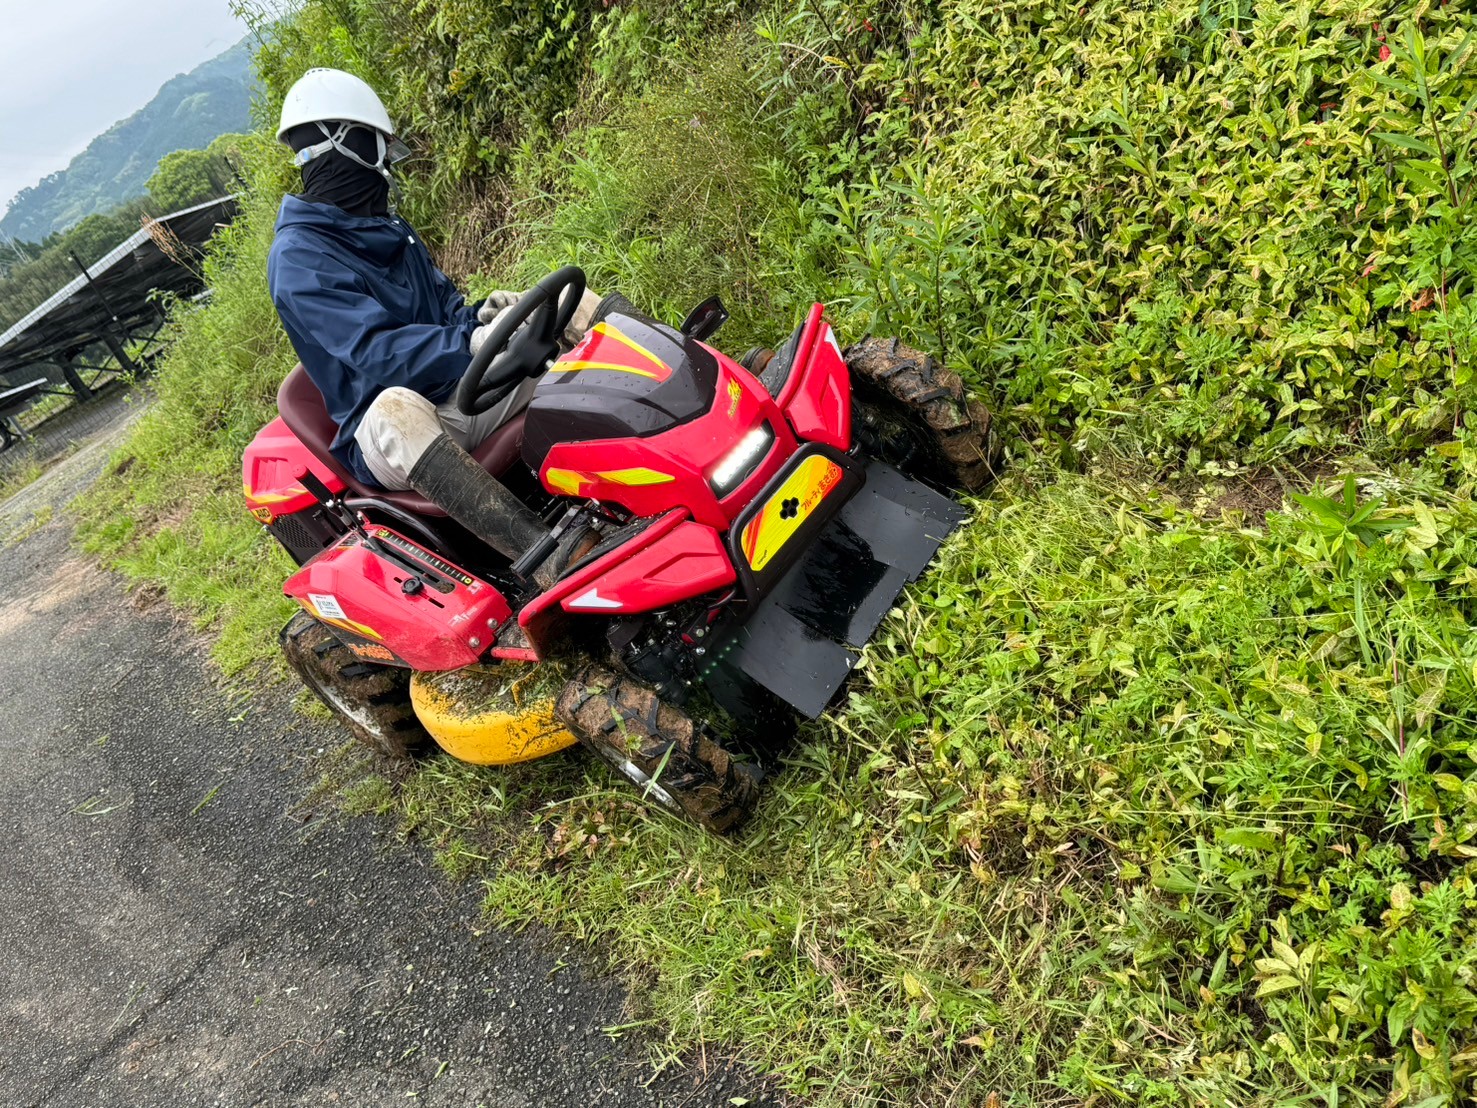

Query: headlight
[709,423,774,497]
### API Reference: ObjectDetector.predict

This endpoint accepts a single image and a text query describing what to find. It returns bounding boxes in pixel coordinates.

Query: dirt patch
[30,559,100,612]
[1201,469,1293,526]
[0,558,106,640]
[0,599,28,640]
[1171,459,1337,528]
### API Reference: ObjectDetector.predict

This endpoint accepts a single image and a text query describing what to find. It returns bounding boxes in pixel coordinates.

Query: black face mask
[285,122,391,218]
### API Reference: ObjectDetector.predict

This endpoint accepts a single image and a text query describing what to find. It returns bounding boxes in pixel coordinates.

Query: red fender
[518,510,734,656]
[777,304,851,451]
[243,417,346,523]
[284,525,513,672]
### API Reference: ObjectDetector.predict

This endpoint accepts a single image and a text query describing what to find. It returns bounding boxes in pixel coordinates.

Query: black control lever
[297,467,387,557]
[511,505,586,583]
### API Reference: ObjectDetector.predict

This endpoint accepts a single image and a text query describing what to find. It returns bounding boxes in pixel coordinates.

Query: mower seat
[276,364,527,519]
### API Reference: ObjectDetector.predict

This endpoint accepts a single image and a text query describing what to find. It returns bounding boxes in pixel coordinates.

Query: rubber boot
[406,434,548,562]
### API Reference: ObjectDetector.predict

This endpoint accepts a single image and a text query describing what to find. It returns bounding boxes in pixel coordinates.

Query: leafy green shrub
[459,467,1477,1107]
[776,0,1477,468]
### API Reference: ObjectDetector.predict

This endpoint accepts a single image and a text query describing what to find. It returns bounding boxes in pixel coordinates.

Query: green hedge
[776,0,1477,468]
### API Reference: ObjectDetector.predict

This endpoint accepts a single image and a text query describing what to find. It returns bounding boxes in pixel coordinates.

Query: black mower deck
[706,459,968,719]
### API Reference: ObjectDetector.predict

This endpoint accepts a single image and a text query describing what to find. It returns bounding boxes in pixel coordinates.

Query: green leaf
[1271,938,1300,970]
[1219,827,1278,851]
[1373,132,1439,157]
[1367,71,1420,97]
[1256,975,1301,998]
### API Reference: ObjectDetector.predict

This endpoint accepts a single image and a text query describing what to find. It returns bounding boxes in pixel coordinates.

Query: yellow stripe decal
[597,468,675,487]
[547,360,665,380]
[322,616,384,642]
[547,324,672,380]
[295,602,385,643]
[589,322,669,369]
[247,483,308,505]
[544,468,587,495]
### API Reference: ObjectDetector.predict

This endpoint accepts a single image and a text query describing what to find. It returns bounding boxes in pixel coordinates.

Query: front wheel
[846,337,998,493]
[280,611,430,759]
[556,665,760,834]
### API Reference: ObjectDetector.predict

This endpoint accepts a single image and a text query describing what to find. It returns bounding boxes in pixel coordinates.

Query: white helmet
[278,68,395,142]
[277,68,410,178]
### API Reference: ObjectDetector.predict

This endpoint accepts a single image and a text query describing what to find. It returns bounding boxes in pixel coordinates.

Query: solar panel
[0,195,240,377]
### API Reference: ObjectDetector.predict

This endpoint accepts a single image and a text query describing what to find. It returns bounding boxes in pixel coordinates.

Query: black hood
[521,313,721,470]
[285,122,390,219]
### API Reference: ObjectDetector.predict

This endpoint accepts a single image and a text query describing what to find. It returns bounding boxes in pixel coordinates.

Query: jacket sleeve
[431,261,479,331]
[271,243,474,397]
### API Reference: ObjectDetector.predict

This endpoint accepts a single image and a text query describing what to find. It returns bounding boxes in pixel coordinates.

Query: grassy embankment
[76,1,1477,1104]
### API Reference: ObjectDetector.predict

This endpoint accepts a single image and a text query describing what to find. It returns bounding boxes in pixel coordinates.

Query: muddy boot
[739,347,775,374]
[406,434,549,561]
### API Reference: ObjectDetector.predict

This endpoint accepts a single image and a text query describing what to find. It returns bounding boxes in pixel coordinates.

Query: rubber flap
[706,459,968,719]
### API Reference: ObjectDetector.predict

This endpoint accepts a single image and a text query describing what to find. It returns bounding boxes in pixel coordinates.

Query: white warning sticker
[309,593,346,620]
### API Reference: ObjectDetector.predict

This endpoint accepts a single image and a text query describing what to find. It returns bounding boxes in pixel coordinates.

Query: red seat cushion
[276,364,526,518]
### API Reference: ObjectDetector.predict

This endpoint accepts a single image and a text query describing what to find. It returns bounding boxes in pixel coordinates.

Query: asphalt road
[0,474,779,1105]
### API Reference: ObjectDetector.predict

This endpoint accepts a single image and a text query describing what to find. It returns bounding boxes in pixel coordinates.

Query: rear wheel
[845,337,997,492]
[556,664,760,834]
[280,611,430,759]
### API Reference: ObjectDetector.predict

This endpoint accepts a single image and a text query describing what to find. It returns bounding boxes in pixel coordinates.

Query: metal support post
[59,357,95,402]
[101,333,138,375]
[67,250,137,381]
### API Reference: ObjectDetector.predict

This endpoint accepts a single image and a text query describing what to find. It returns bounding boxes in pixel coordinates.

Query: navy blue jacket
[267,195,479,485]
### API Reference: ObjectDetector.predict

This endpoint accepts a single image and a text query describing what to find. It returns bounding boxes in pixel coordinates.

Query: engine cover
[521,313,720,471]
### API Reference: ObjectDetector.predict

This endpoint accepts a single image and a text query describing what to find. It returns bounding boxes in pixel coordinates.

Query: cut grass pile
[71,0,1477,1104]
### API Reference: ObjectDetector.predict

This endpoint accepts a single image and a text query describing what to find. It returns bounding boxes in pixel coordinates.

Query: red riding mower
[243,268,995,832]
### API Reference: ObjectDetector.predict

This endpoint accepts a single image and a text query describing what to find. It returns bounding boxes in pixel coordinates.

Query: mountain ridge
[1,38,258,243]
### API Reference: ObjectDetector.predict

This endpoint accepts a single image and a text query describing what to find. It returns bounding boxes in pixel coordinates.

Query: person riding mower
[268,67,602,584]
[248,71,997,833]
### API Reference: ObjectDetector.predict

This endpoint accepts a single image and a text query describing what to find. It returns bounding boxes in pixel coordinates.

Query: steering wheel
[455,265,587,416]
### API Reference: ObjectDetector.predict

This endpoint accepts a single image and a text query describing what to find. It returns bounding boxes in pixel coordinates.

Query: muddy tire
[556,664,760,834]
[845,337,997,493]
[280,612,429,760]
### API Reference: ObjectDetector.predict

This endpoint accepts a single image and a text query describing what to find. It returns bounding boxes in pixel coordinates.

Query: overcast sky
[0,0,251,215]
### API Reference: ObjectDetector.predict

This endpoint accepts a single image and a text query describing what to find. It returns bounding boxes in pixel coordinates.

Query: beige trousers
[354,378,538,490]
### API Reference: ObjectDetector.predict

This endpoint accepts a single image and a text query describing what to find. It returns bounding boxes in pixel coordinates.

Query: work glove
[469,303,516,357]
[469,288,605,359]
[476,290,522,324]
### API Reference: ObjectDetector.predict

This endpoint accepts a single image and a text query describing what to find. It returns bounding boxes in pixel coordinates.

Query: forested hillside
[76,2,1477,1106]
[0,38,255,242]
